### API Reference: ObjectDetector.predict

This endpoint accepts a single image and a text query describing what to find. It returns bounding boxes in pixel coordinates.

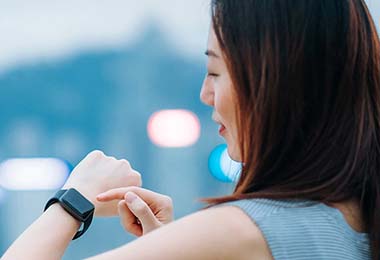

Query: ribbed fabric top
[223,199,370,259]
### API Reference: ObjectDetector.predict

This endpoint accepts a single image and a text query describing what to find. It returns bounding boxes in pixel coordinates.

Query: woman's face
[200,26,241,161]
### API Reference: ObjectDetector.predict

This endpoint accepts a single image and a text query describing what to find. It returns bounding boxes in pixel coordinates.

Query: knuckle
[134,204,149,216]
[123,171,142,187]
[119,159,131,168]
[131,170,142,182]
[90,150,104,158]
[128,186,141,194]
[108,156,117,162]
[160,196,173,209]
[133,171,141,178]
[130,169,140,177]
[130,179,141,188]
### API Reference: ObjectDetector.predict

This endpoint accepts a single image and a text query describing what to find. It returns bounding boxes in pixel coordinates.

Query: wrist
[45,188,95,240]
[46,203,81,228]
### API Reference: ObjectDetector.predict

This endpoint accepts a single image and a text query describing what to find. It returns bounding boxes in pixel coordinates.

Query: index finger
[96,186,162,203]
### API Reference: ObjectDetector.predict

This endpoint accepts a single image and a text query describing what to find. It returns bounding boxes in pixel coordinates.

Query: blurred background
[0,0,378,259]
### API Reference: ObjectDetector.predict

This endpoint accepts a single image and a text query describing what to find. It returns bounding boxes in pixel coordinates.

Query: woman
[3,0,380,259]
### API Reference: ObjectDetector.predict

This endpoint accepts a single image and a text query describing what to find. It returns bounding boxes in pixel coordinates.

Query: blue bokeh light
[208,144,241,183]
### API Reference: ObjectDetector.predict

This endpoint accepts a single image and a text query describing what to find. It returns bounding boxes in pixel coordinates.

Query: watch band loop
[44,189,94,240]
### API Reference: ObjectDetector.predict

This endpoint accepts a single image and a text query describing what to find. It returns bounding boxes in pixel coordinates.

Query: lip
[218,124,226,135]
[212,114,226,135]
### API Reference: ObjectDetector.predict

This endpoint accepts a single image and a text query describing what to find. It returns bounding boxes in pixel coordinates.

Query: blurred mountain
[0,24,210,165]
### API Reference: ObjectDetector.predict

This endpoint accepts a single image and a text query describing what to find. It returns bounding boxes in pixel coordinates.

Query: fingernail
[125,192,137,204]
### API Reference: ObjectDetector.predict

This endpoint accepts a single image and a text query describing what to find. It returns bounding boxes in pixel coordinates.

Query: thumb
[125,192,161,234]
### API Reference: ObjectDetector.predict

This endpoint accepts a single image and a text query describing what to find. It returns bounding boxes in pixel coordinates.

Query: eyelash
[207,72,219,78]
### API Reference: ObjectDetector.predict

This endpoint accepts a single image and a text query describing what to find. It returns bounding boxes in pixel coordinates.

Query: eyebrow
[205,49,220,58]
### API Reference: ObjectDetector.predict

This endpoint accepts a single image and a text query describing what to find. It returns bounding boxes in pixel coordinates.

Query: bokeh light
[0,158,70,190]
[208,144,241,183]
[147,109,201,148]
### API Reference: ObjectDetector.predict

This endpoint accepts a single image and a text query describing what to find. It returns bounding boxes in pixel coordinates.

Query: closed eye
[207,72,219,77]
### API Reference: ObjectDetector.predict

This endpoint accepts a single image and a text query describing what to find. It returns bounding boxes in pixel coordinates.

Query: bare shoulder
[205,205,274,260]
[88,205,273,260]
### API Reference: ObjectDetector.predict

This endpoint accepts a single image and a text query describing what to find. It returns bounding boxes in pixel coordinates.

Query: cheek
[214,81,233,114]
[218,88,236,127]
[218,84,241,159]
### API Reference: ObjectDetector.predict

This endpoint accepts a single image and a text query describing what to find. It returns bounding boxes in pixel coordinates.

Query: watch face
[61,189,94,221]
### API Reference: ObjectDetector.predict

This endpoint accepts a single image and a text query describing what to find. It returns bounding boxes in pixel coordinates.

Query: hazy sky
[0,0,378,73]
[0,0,211,72]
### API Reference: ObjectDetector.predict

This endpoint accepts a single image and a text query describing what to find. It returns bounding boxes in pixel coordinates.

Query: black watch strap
[44,190,67,210]
[44,189,94,240]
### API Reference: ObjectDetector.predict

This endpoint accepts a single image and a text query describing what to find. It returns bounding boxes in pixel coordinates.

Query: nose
[200,77,214,107]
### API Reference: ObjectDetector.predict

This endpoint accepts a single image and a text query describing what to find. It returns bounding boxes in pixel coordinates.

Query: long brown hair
[207,0,380,259]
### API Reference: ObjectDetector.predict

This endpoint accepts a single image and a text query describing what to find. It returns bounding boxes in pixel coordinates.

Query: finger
[97,187,133,201]
[125,192,161,234]
[118,200,142,237]
[97,186,163,203]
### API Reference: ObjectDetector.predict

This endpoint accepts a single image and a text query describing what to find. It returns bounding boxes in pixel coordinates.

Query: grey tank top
[223,199,370,259]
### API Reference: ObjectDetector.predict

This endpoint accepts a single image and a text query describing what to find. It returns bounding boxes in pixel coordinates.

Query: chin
[226,145,242,162]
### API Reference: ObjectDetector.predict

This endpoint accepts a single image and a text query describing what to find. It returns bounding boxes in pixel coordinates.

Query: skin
[201,26,241,161]
[2,25,363,259]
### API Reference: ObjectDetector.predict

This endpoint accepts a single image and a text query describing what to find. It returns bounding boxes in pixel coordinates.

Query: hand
[97,187,174,236]
[62,150,142,216]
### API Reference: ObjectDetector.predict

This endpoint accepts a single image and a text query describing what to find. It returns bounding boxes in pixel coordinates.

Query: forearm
[2,204,80,260]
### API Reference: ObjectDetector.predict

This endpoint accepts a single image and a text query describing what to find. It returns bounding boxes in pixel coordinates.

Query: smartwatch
[44,188,95,240]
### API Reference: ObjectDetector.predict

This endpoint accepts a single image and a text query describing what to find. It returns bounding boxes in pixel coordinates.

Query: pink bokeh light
[147,109,201,148]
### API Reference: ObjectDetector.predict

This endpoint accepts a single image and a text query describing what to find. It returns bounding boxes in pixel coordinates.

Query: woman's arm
[1,151,271,259]
[86,206,272,260]
[2,204,80,260]
[2,150,142,260]
[4,203,271,260]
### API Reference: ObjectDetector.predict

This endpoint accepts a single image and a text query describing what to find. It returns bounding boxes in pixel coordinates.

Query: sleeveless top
[223,199,370,259]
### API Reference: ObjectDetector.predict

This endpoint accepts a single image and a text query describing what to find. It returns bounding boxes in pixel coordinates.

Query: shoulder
[195,205,274,260]
[88,203,273,260]
[164,205,274,259]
